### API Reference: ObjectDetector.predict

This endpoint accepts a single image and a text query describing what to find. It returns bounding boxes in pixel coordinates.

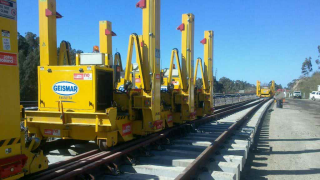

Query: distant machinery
[256,80,275,97]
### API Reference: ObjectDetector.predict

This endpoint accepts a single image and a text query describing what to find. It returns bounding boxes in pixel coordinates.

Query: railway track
[23,96,266,180]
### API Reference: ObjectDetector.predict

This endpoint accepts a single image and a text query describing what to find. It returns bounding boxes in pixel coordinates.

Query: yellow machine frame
[25,0,163,151]
[160,48,184,127]
[194,31,214,117]
[114,0,163,135]
[0,1,47,179]
[25,0,133,150]
[160,14,196,124]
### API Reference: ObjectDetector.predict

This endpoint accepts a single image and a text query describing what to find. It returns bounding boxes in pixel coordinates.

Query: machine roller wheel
[98,139,108,151]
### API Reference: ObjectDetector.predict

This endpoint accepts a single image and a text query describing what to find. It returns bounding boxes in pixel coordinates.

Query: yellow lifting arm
[194,58,207,89]
[58,41,71,65]
[114,52,123,71]
[168,48,185,90]
[124,34,150,91]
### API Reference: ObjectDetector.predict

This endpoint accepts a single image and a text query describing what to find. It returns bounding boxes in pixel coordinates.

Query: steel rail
[175,98,270,179]
[25,99,255,180]
[48,99,261,180]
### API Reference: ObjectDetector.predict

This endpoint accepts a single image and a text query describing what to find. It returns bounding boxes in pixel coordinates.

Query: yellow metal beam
[0,0,20,158]
[99,21,113,66]
[203,31,214,107]
[256,80,261,96]
[140,0,161,122]
[180,13,195,116]
[39,0,58,66]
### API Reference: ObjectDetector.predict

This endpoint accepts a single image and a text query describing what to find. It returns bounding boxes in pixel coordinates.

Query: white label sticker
[155,49,160,66]
[53,129,60,136]
[0,0,17,20]
[44,129,61,136]
[155,49,160,58]
[74,73,92,80]
[2,38,10,51]
[5,148,11,154]
[1,30,10,37]
[83,73,92,80]
[172,81,180,85]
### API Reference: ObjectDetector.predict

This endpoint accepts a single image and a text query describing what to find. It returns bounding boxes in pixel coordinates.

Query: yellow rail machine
[160,48,183,127]
[0,0,48,179]
[194,30,215,117]
[161,13,196,124]
[113,0,164,136]
[256,80,275,97]
[25,0,133,150]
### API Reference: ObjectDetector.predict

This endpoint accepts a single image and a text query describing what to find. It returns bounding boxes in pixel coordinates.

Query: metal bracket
[136,0,146,9]
[200,38,206,45]
[105,29,117,36]
[105,163,120,176]
[126,154,138,166]
[177,23,185,31]
[45,9,62,18]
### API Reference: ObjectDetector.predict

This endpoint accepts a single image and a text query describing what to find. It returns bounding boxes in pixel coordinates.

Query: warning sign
[135,78,141,83]
[167,114,173,123]
[122,123,132,136]
[74,73,92,80]
[155,49,160,58]
[153,120,163,130]
[172,81,179,85]
[2,37,10,50]
[44,129,61,136]
[0,52,17,66]
[1,30,10,37]
[0,0,17,21]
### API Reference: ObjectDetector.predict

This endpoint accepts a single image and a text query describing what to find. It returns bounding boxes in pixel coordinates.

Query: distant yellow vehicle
[256,80,275,97]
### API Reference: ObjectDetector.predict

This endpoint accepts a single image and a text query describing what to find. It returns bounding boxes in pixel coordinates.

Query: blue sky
[17,0,320,87]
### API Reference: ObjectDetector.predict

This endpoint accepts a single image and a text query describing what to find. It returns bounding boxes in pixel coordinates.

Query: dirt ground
[241,98,320,180]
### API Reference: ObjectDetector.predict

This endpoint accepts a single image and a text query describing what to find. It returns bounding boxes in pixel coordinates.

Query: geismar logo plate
[52,81,79,96]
